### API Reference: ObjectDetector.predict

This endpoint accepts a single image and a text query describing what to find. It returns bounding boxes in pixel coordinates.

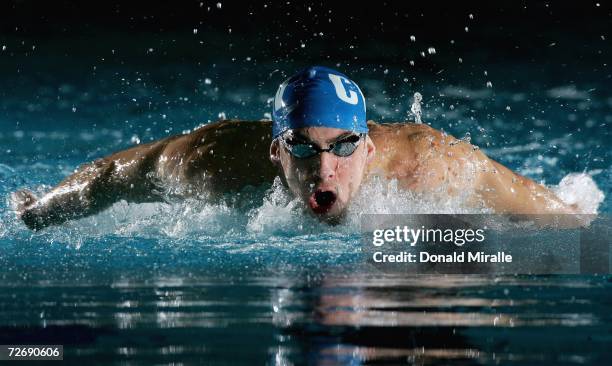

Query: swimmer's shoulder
[175,120,276,186]
[156,119,272,173]
[367,120,443,150]
[190,119,272,143]
[165,119,272,154]
[368,120,439,136]
[367,121,486,168]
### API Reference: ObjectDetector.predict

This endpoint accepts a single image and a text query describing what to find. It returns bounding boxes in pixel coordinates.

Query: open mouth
[308,190,337,214]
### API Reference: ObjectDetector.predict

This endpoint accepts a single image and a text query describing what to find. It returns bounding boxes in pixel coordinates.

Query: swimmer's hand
[11,189,42,231]
[11,189,37,215]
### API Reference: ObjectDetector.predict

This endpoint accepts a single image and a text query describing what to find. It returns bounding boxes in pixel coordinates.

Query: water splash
[410,92,423,123]
[553,173,604,214]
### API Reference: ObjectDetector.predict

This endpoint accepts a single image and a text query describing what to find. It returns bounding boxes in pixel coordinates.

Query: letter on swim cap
[328,74,358,105]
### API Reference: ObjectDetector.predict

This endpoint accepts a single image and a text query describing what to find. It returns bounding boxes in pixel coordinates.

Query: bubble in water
[218,112,227,120]
[204,78,212,85]
[427,47,436,55]
[193,28,198,34]
[216,2,222,9]
[411,92,423,123]
[469,14,474,19]
[486,81,493,88]
[1,45,5,51]
[72,106,77,112]
[410,35,416,42]
[131,135,141,144]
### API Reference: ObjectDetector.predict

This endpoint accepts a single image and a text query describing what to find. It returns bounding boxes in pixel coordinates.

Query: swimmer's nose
[316,152,337,180]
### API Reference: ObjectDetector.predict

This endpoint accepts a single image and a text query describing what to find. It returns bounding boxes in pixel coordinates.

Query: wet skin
[12,120,578,230]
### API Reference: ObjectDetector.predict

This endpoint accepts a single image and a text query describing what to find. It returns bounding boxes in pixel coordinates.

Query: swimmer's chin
[305,205,347,225]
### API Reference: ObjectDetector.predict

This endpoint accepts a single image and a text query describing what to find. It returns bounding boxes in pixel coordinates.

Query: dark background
[0,0,609,79]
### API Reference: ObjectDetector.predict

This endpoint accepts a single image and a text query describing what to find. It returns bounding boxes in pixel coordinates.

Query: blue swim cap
[272,66,367,138]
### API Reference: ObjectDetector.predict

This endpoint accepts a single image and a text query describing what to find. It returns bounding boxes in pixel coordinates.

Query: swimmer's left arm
[402,127,578,215]
[475,155,579,215]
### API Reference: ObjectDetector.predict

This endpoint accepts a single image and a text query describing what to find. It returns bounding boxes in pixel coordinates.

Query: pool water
[0,25,611,364]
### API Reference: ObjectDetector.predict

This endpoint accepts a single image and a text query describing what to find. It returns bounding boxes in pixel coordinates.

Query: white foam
[553,173,605,214]
[6,172,604,246]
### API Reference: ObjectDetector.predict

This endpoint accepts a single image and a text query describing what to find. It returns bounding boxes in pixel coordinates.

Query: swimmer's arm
[476,159,578,215]
[13,139,172,231]
[400,128,578,215]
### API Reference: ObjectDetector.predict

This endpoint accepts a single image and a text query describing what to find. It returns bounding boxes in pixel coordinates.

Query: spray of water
[411,92,423,123]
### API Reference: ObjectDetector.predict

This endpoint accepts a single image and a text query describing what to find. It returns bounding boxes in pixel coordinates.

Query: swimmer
[12,66,580,230]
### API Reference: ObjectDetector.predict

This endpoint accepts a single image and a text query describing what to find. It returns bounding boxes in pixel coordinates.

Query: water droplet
[506,106,511,111]
[486,81,493,88]
[410,35,416,42]
[383,69,389,75]
[300,43,305,48]
[216,2,222,9]
[204,78,212,85]
[427,47,436,55]
[72,106,77,112]
[1,45,5,51]
[469,13,474,19]
[409,60,415,66]
[464,26,469,32]
[193,28,198,34]
[131,135,141,144]
[218,112,226,120]
[458,57,463,63]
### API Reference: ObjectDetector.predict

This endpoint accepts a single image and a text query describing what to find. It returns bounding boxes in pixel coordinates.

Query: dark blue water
[0,26,611,364]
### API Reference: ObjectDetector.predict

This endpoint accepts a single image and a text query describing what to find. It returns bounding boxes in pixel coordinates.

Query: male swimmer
[12,66,579,230]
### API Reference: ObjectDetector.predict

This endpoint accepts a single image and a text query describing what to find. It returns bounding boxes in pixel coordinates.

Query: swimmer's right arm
[12,138,175,231]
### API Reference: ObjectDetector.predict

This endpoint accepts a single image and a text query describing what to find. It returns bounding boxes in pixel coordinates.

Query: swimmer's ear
[269,139,281,165]
[365,136,376,163]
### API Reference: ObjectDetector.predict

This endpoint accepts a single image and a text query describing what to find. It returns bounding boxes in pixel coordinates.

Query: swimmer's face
[270,127,376,221]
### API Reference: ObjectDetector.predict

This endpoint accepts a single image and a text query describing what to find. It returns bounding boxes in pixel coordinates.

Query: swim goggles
[279,132,366,159]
